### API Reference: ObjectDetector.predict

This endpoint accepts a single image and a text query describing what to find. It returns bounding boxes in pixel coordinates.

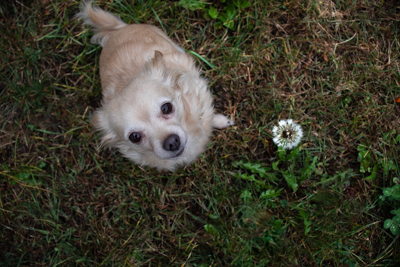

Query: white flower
[272,119,303,150]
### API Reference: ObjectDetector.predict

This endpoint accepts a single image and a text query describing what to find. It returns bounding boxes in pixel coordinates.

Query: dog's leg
[212,114,235,129]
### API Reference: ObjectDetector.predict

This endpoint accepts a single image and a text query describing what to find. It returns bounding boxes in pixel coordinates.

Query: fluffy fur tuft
[75,1,127,46]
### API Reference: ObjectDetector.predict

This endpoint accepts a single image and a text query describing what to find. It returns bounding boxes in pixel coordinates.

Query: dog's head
[92,51,214,170]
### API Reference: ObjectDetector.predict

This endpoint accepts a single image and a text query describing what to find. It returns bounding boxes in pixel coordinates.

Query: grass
[1,0,400,265]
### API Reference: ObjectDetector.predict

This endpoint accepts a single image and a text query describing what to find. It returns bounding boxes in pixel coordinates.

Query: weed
[178,0,251,30]
[381,183,400,235]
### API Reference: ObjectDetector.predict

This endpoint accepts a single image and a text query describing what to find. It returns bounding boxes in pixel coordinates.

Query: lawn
[1,0,400,265]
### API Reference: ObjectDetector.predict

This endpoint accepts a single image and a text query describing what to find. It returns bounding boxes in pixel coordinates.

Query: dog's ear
[146,51,185,89]
[152,50,164,68]
[145,50,165,79]
[92,108,117,146]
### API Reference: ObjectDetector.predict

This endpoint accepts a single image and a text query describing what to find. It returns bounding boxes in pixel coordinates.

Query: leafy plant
[233,146,320,193]
[233,160,278,189]
[317,168,352,190]
[178,0,251,30]
[272,147,318,192]
[177,0,205,11]
[357,141,398,181]
[381,183,400,235]
[299,209,311,235]
[357,144,373,174]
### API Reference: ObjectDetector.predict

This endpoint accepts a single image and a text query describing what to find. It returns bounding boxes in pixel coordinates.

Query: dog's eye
[161,102,173,114]
[129,132,142,143]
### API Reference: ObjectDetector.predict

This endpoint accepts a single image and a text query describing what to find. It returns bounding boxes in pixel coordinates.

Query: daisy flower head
[272,119,303,150]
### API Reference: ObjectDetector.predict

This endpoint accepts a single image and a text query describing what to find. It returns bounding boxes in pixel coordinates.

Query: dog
[77,1,234,171]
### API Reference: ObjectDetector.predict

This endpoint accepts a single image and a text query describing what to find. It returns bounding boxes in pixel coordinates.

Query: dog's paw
[212,114,235,129]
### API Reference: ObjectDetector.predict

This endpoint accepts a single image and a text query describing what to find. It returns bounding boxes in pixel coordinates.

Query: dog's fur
[77,1,234,171]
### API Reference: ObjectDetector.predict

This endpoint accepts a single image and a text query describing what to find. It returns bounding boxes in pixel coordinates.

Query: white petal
[273,137,280,145]
[272,126,278,136]
[282,143,290,149]
[278,120,286,127]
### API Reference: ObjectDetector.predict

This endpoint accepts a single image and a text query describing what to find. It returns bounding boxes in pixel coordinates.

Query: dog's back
[77,1,186,101]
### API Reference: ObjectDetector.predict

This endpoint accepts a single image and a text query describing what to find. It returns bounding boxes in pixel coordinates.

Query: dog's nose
[163,134,180,152]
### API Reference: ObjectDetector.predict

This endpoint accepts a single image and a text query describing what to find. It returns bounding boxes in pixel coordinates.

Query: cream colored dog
[77,2,234,171]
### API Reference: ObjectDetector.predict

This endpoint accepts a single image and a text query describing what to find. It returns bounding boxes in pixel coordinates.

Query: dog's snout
[163,134,180,151]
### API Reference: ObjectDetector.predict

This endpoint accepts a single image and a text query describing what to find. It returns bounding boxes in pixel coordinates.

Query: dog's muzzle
[163,134,185,158]
[163,134,181,152]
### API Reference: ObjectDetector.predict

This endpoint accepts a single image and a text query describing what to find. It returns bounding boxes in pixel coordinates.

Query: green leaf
[240,189,251,204]
[278,147,287,161]
[357,145,371,173]
[178,0,205,10]
[391,208,400,215]
[38,161,46,169]
[365,164,378,180]
[240,189,252,199]
[208,214,219,220]
[392,215,400,225]
[300,156,318,181]
[234,173,256,182]
[236,0,251,8]
[204,224,218,235]
[223,20,235,30]
[260,189,281,199]
[272,161,279,171]
[283,172,298,192]
[16,172,30,180]
[301,212,311,235]
[393,196,400,201]
[225,3,237,18]
[395,134,400,144]
[383,187,393,197]
[384,219,392,229]
[219,12,228,23]
[241,162,277,181]
[392,186,400,200]
[287,146,300,161]
[208,6,218,19]
[390,224,399,235]
[382,158,398,175]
